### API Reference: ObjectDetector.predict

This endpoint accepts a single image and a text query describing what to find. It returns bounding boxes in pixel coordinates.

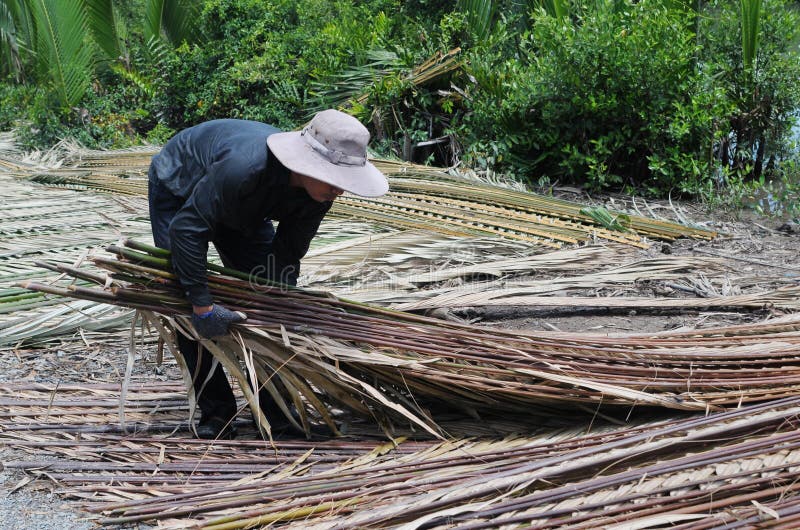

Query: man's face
[299,174,344,203]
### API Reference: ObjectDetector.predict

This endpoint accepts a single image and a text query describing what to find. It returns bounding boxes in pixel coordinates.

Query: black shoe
[252,409,301,435]
[196,415,238,440]
[253,389,335,438]
[251,408,334,439]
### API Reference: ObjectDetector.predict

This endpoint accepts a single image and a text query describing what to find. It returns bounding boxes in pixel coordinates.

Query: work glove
[192,304,247,339]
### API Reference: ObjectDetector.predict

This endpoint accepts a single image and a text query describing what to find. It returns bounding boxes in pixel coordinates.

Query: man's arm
[170,172,253,338]
[269,204,331,286]
[168,149,261,308]
[168,183,216,309]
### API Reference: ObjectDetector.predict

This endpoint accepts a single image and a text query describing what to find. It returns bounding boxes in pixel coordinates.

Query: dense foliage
[460,2,728,194]
[0,0,798,207]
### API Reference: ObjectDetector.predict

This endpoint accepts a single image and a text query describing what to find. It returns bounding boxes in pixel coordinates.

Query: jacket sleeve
[268,204,330,286]
[168,176,219,306]
[168,157,253,306]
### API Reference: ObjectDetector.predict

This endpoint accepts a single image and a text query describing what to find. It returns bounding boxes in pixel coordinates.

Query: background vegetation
[0,0,798,213]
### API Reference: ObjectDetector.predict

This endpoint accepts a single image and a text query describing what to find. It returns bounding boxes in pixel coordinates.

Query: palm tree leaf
[144,0,199,46]
[84,0,121,60]
[0,0,22,78]
[458,0,496,40]
[28,0,92,107]
[740,0,762,74]
[530,0,569,18]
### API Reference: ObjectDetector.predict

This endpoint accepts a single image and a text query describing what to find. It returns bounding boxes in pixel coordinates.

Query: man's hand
[191,304,247,338]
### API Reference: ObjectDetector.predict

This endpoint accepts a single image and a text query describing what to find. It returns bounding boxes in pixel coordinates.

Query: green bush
[0,83,68,149]
[0,76,164,150]
[458,1,729,194]
[159,0,408,130]
[699,0,800,183]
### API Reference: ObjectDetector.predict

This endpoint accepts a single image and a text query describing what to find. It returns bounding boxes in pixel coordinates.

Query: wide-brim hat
[267,109,389,197]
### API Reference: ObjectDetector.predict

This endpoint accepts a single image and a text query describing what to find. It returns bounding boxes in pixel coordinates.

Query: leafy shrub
[458,1,728,194]
[698,0,800,183]
[0,83,68,149]
[159,0,408,130]
[0,78,162,150]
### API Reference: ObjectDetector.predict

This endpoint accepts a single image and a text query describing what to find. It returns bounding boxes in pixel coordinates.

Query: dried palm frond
[304,233,621,290]
[5,381,800,529]
[350,256,729,306]
[19,241,800,440]
[0,173,152,345]
[393,286,800,311]
[161,397,800,529]
[4,142,716,246]
[0,300,134,346]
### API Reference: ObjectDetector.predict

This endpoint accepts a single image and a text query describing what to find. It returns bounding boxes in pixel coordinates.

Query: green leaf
[526,0,569,18]
[458,0,496,40]
[84,0,121,60]
[28,0,93,107]
[144,0,200,47]
[740,0,762,75]
[580,206,632,232]
[0,0,22,76]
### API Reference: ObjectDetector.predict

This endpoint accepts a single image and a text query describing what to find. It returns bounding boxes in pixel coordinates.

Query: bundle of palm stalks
[19,239,800,439]
[5,381,800,529]
[96,396,800,529]
[89,397,800,529]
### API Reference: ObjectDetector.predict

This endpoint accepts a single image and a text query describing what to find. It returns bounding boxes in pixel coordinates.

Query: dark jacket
[149,119,331,306]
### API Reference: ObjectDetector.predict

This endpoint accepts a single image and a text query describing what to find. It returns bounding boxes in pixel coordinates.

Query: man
[147,109,388,439]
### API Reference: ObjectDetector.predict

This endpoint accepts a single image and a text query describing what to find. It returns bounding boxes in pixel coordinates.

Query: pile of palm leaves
[0,169,151,346]
[100,396,800,529]
[20,239,800,439]
[4,381,800,529]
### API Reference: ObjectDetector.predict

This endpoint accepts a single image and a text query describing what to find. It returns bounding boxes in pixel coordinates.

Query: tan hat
[267,109,389,197]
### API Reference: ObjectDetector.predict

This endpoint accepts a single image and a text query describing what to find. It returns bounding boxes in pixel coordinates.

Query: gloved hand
[191,304,247,338]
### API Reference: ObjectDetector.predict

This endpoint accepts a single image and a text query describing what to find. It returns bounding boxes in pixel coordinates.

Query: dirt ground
[1,194,799,528]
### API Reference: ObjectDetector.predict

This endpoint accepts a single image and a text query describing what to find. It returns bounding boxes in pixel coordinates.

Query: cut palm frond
[5,383,800,529]
[5,143,716,246]
[302,231,592,288]
[392,286,800,311]
[355,256,728,307]
[0,299,133,346]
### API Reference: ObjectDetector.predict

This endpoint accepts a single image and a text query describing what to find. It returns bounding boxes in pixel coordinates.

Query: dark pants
[148,169,277,422]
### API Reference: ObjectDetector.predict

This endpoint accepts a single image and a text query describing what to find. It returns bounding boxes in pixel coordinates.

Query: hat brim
[267,132,389,197]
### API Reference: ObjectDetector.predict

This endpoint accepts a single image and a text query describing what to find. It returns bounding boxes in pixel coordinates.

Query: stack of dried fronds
[102,396,800,529]
[5,381,800,529]
[5,143,716,247]
[20,240,800,438]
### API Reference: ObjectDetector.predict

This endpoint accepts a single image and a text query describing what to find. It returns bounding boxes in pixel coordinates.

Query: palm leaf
[5,0,35,57]
[84,0,121,61]
[144,0,199,46]
[0,0,22,78]
[28,0,92,107]
[309,49,402,112]
[740,0,762,75]
[526,0,569,18]
[458,0,496,40]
